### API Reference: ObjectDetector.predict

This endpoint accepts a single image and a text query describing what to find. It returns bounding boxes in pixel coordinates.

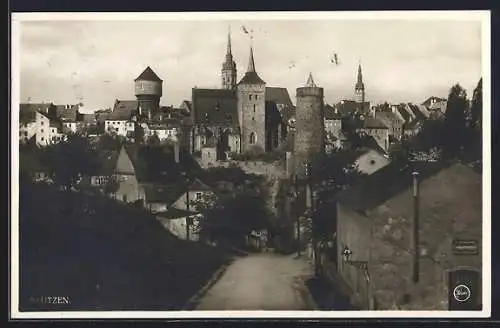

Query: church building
[190,30,294,160]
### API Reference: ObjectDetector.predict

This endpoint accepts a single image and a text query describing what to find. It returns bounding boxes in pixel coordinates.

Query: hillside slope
[18,180,232,311]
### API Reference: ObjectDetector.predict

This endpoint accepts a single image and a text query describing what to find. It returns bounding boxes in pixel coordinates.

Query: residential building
[422,96,447,120]
[335,161,482,310]
[35,111,65,146]
[104,100,138,137]
[355,117,390,152]
[354,136,391,176]
[374,109,405,142]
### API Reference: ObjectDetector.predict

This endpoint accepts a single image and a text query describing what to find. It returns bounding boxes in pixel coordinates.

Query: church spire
[356,63,363,87]
[221,26,237,90]
[247,44,256,73]
[354,62,365,103]
[226,26,232,57]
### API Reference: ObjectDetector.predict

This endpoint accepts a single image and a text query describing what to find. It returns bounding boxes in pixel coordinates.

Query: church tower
[221,28,237,90]
[354,63,365,103]
[237,42,266,153]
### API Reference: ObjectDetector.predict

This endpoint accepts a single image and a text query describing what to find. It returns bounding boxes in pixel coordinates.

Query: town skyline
[17,15,483,113]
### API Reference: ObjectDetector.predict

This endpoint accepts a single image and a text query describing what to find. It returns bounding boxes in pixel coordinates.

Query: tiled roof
[375,110,403,125]
[80,113,97,124]
[337,100,370,116]
[337,161,477,213]
[324,104,342,120]
[361,135,388,155]
[192,88,238,126]
[179,100,192,114]
[264,87,295,123]
[144,182,187,205]
[155,207,200,220]
[361,117,388,129]
[422,96,446,108]
[55,105,78,121]
[265,87,293,107]
[19,103,52,124]
[408,104,427,121]
[394,104,411,122]
[135,66,163,82]
[238,71,266,85]
[108,100,138,120]
[415,104,431,118]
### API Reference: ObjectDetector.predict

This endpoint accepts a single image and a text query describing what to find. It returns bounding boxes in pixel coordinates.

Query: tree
[441,84,469,158]
[103,175,119,198]
[470,78,482,132]
[191,168,272,246]
[39,134,100,191]
[96,134,122,152]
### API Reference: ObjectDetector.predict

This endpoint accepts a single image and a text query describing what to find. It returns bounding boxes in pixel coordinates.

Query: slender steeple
[247,44,256,73]
[221,26,237,90]
[354,62,365,103]
[226,26,232,57]
[356,63,364,88]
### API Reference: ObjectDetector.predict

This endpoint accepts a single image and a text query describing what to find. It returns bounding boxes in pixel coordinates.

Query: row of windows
[248,94,259,100]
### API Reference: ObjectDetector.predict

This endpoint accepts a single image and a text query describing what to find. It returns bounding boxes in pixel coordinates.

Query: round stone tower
[134,66,163,118]
[293,73,325,178]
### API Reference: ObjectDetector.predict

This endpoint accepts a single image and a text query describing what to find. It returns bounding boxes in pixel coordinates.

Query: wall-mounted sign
[452,239,479,255]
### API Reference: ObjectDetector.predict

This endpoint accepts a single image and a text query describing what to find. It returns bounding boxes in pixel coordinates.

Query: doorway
[448,269,481,310]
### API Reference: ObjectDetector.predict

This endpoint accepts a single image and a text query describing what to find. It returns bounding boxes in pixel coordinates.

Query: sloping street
[194,253,317,310]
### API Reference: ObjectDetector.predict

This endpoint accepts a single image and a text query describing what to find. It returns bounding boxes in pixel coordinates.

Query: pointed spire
[357,62,363,85]
[306,72,316,87]
[226,26,232,56]
[247,44,256,73]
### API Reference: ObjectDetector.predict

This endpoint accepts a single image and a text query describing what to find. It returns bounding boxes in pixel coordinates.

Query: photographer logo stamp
[452,284,471,303]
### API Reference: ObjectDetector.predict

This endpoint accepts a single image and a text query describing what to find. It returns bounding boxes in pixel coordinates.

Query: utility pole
[305,161,319,276]
[184,173,191,241]
[293,174,300,256]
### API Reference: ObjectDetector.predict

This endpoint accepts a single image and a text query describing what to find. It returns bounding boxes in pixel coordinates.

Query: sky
[17,15,483,113]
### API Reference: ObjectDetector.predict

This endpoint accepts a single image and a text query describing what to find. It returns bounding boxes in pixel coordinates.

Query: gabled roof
[360,135,388,155]
[80,113,97,124]
[116,145,136,175]
[238,71,266,85]
[394,104,411,122]
[135,66,163,82]
[108,100,138,120]
[192,88,238,126]
[337,161,478,214]
[408,103,427,121]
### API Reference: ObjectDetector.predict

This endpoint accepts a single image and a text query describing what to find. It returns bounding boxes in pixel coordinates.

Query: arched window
[249,94,252,100]
[249,132,256,144]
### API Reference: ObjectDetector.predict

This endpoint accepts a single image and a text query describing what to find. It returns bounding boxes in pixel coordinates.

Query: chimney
[174,141,180,164]
[411,171,420,283]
